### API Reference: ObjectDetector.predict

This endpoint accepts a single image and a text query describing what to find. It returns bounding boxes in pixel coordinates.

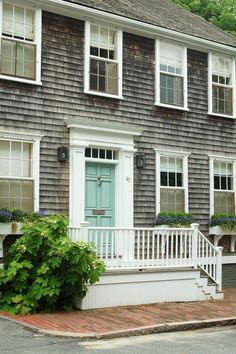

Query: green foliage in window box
[209,213,236,230]
[155,211,193,227]
[0,208,44,223]
[0,215,105,315]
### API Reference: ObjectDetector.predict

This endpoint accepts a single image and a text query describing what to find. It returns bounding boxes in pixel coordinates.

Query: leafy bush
[0,215,105,314]
[210,213,236,230]
[155,211,193,227]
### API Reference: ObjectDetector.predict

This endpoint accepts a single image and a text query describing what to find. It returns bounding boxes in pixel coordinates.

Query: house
[1,0,236,308]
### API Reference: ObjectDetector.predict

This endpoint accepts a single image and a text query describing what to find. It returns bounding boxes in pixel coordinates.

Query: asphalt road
[0,317,236,354]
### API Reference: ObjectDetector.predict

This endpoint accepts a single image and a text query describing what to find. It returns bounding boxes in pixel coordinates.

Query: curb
[1,314,236,340]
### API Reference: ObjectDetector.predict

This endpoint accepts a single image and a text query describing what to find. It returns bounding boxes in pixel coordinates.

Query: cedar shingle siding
[1,11,236,233]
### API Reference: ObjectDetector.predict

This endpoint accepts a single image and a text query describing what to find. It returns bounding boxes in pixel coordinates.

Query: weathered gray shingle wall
[1,12,236,230]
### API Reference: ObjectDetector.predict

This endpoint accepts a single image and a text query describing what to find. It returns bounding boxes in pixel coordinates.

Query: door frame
[67,118,142,228]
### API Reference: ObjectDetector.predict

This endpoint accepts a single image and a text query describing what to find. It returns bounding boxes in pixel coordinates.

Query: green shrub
[0,215,105,315]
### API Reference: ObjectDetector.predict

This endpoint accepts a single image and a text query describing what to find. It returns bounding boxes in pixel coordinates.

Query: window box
[155,211,193,228]
[0,222,22,235]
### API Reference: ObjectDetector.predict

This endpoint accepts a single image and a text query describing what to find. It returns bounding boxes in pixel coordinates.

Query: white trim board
[26,0,236,55]
[67,119,138,228]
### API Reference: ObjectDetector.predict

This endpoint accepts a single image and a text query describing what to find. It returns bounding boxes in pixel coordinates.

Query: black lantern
[57,147,69,161]
[136,153,146,169]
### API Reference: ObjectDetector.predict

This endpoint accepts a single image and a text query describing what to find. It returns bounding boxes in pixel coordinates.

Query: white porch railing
[69,223,223,291]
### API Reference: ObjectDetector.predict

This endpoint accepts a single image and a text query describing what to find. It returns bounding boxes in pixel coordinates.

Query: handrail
[68,224,222,291]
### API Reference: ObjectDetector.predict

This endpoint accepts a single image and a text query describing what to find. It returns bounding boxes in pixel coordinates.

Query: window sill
[155,102,189,111]
[84,90,123,100]
[208,112,236,119]
[0,75,42,86]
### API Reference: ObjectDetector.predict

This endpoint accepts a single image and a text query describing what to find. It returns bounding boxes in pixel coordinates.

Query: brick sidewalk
[1,288,236,339]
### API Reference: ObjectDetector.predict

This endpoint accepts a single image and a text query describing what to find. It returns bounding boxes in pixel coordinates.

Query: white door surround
[66,118,142,228]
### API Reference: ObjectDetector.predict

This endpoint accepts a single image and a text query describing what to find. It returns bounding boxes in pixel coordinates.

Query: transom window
[0,139,34,210]
[156,40,187,109]
[85,147,118,160]
[209,54,235,117]
[0,1,41,82]
[213,161,235,214]
[85,22,123,98]
[156,151,189,214]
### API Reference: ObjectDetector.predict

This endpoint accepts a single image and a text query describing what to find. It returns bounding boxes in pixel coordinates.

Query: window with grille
[213,161,235,214]
[209,54,235,117]
[85,147,118,160]
[0,1,41,82]
[160,156,185,212]
[0,139,34,210]
[156,40,187,109]
[85,22,122,98]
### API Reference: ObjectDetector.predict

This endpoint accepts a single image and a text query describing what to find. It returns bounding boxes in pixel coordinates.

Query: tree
[172,0,236,36]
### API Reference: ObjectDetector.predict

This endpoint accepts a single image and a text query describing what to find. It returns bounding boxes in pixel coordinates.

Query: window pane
[214,176,220,189]
[177,173,182,187]
[169,172,176,187]
[160,74,183,106]
[160,188,184,213]
[214,191,234,214]
[25,9,35,40]
[0,179,33,211]
[0,180,9,198]
[1,39,35,79]
[160,171,167,186]
[14,6,25,38]
[2,3,13,35]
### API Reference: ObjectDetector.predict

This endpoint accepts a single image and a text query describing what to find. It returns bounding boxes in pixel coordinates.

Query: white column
[70,146,86,227]
[192,223,199,269]
[118,149,134,227]
[216,246,223,291]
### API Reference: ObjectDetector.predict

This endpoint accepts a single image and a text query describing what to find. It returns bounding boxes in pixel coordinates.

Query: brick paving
[1,288,236,338]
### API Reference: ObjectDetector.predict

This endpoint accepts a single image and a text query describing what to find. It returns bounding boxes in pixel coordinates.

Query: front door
[85,163,115,254]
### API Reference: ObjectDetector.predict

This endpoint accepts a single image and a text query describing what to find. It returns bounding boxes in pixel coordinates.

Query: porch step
[75,266,223,310]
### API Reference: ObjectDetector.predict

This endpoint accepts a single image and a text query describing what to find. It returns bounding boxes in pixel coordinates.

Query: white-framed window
[155,150,189,213]
[0,0,42,84]
[209,156,236,215]
[0,131,42,211]
[208,53,235,118]
[155,39,188,110]
[84,22,123,99]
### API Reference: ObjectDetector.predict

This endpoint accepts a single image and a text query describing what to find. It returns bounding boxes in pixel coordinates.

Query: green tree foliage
[0,215,105,314]
[172,0,236,36]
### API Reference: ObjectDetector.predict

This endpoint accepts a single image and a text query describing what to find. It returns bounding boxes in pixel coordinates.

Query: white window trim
[0,0,42,84]
[84,21,123,99]
[0,130,43,211]
[208,52,236,118]
[155,149,190,214]
[209,155,236,216]
[155,39,188,111]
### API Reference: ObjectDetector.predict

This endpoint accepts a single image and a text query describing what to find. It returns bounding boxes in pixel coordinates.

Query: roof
[63,0,236,48]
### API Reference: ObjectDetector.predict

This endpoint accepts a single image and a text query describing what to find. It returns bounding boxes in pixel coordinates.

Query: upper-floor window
[155,150,189,213]
[209,53,235,117]
[0,132,41,211]
[210,158,236,215]
[84,22,123,98]
[0,1,41,83]
[155,40,187,110]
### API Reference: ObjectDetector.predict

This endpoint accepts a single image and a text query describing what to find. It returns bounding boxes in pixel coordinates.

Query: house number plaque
[92,210,105,215]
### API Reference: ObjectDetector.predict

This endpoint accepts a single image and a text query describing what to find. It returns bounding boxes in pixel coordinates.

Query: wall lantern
[136,153,146,169]
[57,147,69,162]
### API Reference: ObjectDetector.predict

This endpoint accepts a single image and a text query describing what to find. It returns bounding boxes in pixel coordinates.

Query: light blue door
[85,163,115,253]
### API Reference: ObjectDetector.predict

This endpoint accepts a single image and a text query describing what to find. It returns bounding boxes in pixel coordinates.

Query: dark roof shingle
[63,0,236,48]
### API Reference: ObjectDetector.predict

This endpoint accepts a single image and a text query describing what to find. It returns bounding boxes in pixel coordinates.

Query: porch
[69,223,223,309]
